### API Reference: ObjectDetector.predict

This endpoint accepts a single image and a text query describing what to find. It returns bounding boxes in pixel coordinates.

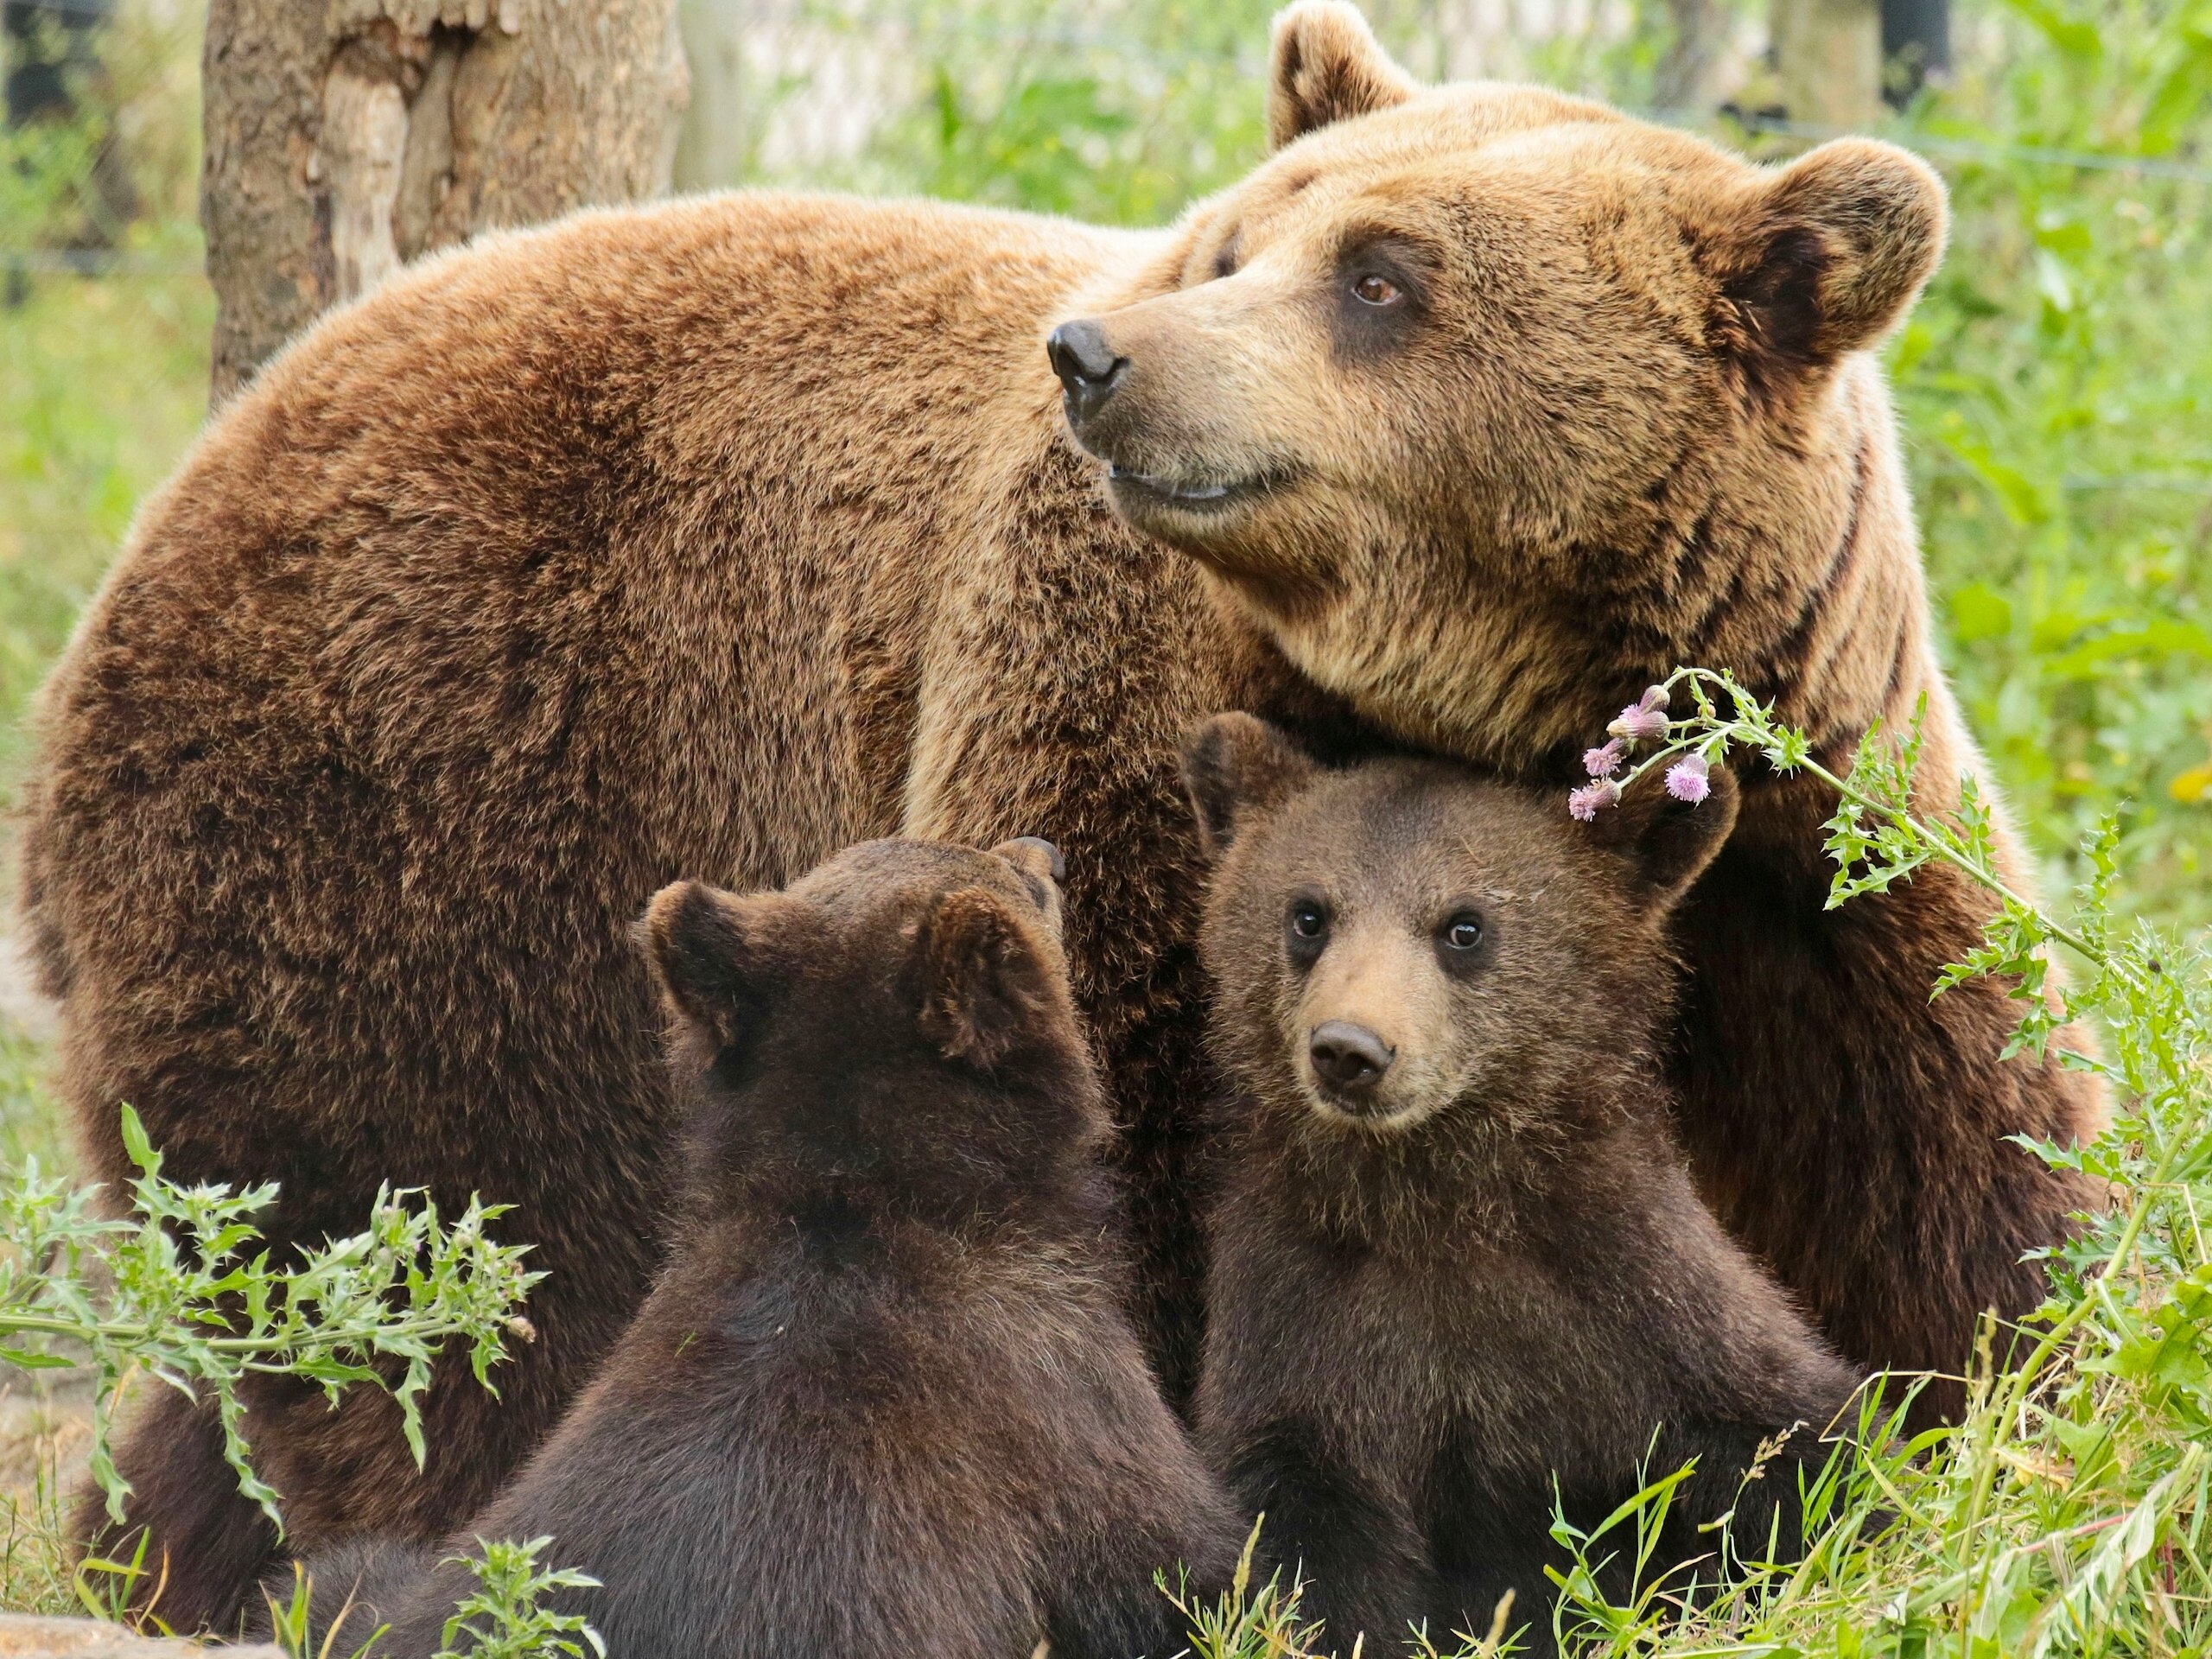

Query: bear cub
[290,836,1243,1659]
[1183,715,1867,1656]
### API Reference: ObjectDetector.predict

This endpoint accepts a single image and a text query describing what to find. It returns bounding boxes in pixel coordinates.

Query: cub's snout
[1287,912,1456,1126]
[1306,1020,1395,1099]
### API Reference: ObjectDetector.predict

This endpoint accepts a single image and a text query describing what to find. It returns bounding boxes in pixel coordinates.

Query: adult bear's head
[1047,1,1947,770]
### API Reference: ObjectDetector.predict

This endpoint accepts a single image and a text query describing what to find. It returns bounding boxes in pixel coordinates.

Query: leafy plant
[1882,0,2212,927]
[1,1104,541,1531]
[433,1537,605,1659]
[251,1536,602,1659]
[1553,665,2212,1657]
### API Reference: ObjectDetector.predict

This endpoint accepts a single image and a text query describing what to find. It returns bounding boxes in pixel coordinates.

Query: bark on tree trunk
[200,0,689,405]
[1771,0,1882,130]
[1655,0,1726,114]
[672,0,750,191]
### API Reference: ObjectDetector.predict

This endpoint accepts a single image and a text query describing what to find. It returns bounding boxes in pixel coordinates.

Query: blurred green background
[3,0,2209,959]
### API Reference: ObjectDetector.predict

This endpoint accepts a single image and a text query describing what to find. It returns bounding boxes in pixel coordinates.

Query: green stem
[0,1308,484,1358]
[1646,667,2119,975]
[1622,667,2181,1568]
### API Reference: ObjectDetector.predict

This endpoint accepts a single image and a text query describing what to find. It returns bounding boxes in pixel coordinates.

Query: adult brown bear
[22,0,2099,1629]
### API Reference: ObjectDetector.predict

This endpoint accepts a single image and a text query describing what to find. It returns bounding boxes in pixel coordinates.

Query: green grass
[0,1033,86,1622]
[1894,0,2212,930]
[0,4,209,1607]
[0,254,213,789]
[3,0,2209,1647]
[0,0,208,798]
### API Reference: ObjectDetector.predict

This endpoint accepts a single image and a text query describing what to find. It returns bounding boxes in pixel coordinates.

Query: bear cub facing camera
[294,836,1242,1659]
[1184,715,1868,1656]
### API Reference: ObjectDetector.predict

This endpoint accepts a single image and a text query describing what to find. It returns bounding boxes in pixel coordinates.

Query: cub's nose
[1046,320,1125,428]
[1308,1021,1395,1094]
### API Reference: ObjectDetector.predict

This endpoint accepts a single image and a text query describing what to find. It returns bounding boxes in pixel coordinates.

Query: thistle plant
[1550,666,2212,1658]
[1,1103,542,1531]
[256,1536,603,1659]
[432,1537,605,1659]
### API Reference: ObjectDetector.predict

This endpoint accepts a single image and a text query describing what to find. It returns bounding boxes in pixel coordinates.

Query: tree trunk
[1880,0,1950,105]
[200,0,689,405]
[672,0,750,191]
[1771,0,1882,130]
[1655,0,1726,115]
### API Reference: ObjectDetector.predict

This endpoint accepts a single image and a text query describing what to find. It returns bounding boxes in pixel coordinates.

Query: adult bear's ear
[1586,763,1740,908]
[912,887,1066,1068]
[636,880,804,1049]
[1181,712,1319,859]
[1702,138,1948,392]
[1268,1,1419,150]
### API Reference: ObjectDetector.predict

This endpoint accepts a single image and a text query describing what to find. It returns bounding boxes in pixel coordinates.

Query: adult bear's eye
[1285,898,1330,965]
[1442,912,1484,950]
[1351,274,1402,306]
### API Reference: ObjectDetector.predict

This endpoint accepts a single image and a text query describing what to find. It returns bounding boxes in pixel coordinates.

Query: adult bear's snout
[1046,320,1126,428]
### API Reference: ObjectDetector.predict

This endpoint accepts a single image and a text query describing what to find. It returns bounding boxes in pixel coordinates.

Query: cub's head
[1184,713,1736,1138]
[1052,1,1947,761]
[638,836,1102,1214]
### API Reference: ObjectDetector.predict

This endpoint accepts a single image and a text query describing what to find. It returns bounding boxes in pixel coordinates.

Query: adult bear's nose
[1046,320,1126,428]
[1308,1021,1395,1095]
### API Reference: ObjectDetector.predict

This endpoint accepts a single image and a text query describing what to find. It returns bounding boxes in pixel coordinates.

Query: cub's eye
[1285,899,1330,966]
[1442,912,1484,951]
[1351,274,1402,306]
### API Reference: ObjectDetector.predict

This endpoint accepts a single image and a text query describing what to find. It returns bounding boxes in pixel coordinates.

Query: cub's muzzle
[1308,1020,1395,1101]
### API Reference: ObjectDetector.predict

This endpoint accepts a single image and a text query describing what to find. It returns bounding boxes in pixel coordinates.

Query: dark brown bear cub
[1183,715,1866,1656]
[296,836,1242,1659]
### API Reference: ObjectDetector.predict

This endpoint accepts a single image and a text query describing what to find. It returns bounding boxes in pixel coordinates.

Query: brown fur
[1184,715,1866,1656]
[23,1,2095,1620]
[276,837,1242,1659]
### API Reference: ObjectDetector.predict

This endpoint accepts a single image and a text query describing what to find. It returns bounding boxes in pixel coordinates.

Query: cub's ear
[1181,713,1319,860]
[1586,763,1740,907]
[1268,1,1419,150]
[636,880,803,1048]
[1704,138,1948,388]
[912,886,1066,1068]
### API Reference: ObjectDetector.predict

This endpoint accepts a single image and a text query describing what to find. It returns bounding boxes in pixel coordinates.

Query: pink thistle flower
[1665,753,1712,804]
[1567,780,1621,822]
[1606,683,1671,746]
[1583,739,1626,779]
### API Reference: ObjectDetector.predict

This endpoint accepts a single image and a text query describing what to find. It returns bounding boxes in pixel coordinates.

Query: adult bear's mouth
[1106,465,1287,516]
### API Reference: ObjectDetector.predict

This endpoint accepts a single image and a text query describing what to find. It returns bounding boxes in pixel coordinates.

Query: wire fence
[8,0,2208,274]
[4,0,2209,499]
[701,0,1651,180]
